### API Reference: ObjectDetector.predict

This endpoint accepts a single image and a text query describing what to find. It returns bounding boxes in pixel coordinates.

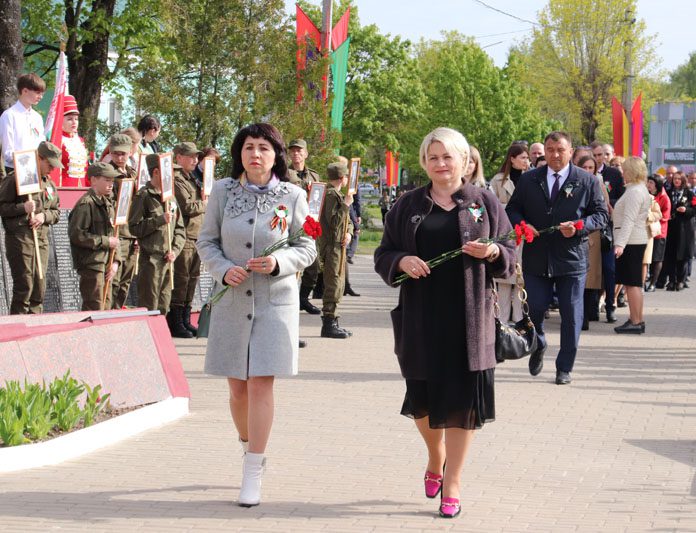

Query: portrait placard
[114,179,135,226]
[159,152,174,202]
[307,182,326,220]
[348,157,360,195]
[136,153,150,189]
[13,150,41,196]
[203,157,215,198]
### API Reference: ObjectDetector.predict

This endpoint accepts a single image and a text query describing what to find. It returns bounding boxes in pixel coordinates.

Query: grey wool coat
[374,182,516,377]
[197,178,317,379]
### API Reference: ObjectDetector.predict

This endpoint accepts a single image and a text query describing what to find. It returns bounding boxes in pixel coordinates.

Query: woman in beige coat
[489,143,529,322]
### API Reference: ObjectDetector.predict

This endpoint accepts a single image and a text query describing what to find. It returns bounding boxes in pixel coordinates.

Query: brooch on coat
[468,202,484,223]
[563,183,577,198]
[410,214,423,224]
[271,204,289,233]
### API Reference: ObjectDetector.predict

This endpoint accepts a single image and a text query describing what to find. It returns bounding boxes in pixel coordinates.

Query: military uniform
[0,168,60,314]
[172,166,205,304]
[129,182,186,316]
[68,188,119,311]
[110,162,138,308]
[288,164,323,309]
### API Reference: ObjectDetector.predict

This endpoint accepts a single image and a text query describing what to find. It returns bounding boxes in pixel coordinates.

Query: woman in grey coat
[196,123,316,507]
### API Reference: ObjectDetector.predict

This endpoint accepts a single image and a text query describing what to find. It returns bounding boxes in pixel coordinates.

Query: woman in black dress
[374,127,515,518]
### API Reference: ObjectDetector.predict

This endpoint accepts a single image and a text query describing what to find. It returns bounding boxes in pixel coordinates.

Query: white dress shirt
[546,164,570,195]
[0,101,45,168]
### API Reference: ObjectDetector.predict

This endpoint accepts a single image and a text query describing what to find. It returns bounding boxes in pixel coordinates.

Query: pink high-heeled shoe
[424,470,443,498]
[439,497,461,518]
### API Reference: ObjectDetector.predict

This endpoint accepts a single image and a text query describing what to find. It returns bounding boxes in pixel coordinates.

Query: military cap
[173,142,198,156]
[288,139,307,150]
[145,154,161,172]
[108,133,133,153]
[327,162,348,181]
[37,141,64,169]
[87,162,121,179]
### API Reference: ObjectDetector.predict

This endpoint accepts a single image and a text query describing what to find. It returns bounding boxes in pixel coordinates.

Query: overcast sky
[286,0,694,73]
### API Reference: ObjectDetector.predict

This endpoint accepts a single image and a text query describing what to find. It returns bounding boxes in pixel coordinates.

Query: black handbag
[600,223,613,253]
[494,263,538,363]
[196,301,211,339]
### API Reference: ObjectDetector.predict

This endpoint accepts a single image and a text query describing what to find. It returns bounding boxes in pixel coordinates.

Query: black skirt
[400,204,495,429]
[616,243,647,287]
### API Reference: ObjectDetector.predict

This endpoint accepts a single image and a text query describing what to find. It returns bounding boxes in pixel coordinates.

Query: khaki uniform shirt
[0,171,60,240]
[128,182,186,258]
[173,168,206,240]
[317,185,353,255]
[287,166,321,194]
[68,188,119,272]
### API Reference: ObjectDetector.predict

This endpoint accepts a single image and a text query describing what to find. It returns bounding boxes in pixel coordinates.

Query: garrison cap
[87,162,120,179]
[173,142,198,156]
[145,154,161,172]
[108,133,133,153]
[327,162,348,181]
[288,139,307,150]
[37,141,64,169]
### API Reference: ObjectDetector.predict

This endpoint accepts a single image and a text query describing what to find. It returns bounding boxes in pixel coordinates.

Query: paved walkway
[1,255,695,532]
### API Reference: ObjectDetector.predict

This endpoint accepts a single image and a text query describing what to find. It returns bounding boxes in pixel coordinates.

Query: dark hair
[17,73,46,94]
[230,123,288,181]
[589,140,604,150]
[137,115,161,135]
[498,142,529,176]
[576,155,597,175]
[544,131,572,145]
[647,174,664,195]
[198,147,221,163]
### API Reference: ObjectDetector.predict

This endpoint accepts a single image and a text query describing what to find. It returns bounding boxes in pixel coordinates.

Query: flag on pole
[44,51,68,184]
[385,150,400,187]
[631,93,643,157]
[331,8,350,51]
[611,97,629,157]
[330,37,350,132]
[296,4,321,103]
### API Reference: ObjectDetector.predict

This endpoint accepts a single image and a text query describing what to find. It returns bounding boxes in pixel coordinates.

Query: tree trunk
[65,0,117,150]
[0,0,24,114]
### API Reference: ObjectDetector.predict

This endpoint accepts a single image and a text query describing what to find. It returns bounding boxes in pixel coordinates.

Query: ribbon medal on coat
[563,182,577,198]
[45,183,55,201]
[468,202,484,223]
[270,204,289,233]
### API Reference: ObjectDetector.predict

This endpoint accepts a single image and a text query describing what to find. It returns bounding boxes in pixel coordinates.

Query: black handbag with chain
[494,263,538,363]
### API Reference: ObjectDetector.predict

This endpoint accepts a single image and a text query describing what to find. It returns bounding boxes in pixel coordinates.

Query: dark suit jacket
[598,165,624,207]
[506,164,609,278]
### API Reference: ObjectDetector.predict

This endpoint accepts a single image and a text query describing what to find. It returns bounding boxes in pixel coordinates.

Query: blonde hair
[419,127,470,178]
[120,127,142,145]
[621,156,647,184]
[466,146,486,188]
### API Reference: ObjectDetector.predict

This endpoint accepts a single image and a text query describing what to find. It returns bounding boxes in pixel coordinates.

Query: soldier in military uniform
[0,141,61,314]
[68,163,121,311]
[169,142,206,338]
[287,138,323,314]
[129,153,186,317]
[106,133,139,308]
[318,162,354,339]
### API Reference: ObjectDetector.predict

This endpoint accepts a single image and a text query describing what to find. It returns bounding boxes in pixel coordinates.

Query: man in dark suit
[506,131,609,385]
[591,141,624,207]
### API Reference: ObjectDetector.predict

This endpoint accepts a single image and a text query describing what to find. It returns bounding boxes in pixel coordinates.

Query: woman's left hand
[246,255,277,274]
[463,241,497,260]
[614,246,624,258]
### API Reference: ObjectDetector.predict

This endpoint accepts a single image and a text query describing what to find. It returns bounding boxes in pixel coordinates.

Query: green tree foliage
[515,0,654,145]
[669,51,696,98]
[410,33,555,177]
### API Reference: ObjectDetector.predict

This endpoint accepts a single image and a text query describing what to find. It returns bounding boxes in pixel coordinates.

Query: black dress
[400,203,495,429]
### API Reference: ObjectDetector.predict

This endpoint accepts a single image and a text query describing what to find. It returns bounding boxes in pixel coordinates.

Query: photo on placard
[114,179,135,226]
[137,153,150,189]
[13,150,42,196]
[307,182,326,220]
[203,157,215,198]
[159,152,174,202]
[348,157,360,195]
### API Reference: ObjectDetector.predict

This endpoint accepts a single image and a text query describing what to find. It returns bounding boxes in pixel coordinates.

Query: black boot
[182,305,198,336]
[344,283,361,297]
[299,286,321,314]
[321,316,350,339]
[312,273,324,299]
[167,307,193,338]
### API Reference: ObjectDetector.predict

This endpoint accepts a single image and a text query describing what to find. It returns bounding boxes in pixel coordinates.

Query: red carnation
[302,216,322,239]
[523,225,535,243]
[691,197,696,207]
[514,224,524,245]
[573,220,584,230]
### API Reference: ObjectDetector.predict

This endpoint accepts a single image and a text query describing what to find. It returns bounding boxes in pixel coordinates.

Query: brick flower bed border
[0,397,188,473]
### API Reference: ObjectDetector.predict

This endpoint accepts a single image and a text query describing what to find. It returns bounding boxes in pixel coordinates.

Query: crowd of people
[2,70,696,518]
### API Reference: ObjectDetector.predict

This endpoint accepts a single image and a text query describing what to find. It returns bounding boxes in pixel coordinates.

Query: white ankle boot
[239,437,249,454]
[238,452,266,507]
